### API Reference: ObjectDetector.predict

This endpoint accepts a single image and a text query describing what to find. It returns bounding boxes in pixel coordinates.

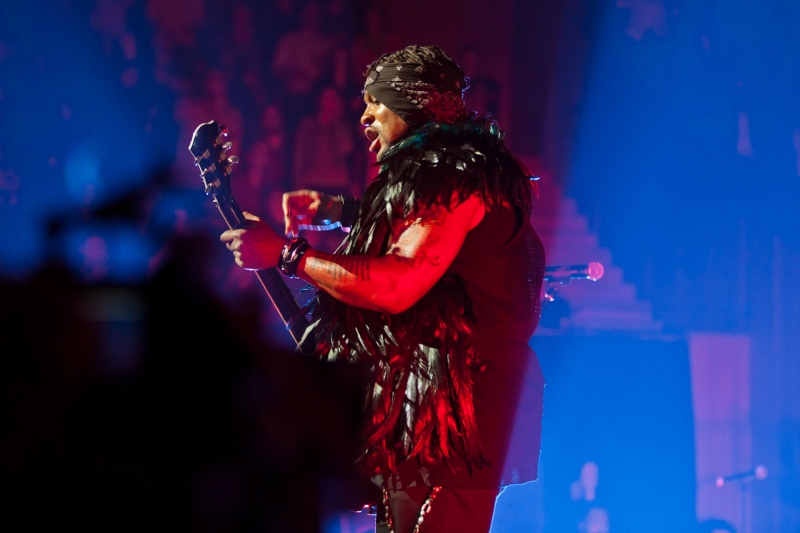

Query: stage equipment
[542,262,604,304]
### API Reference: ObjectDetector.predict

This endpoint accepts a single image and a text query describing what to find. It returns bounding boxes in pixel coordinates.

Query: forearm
[297,249,433,314]
[292,195,483,313]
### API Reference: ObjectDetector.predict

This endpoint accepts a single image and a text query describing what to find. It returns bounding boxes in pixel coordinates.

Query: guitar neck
[213,194,314,355]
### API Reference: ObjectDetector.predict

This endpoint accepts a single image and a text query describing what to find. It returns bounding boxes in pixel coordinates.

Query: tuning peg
[224,155,239,175]
[193,149,210,165]
[223,142,233,151]
[215,125,229,145]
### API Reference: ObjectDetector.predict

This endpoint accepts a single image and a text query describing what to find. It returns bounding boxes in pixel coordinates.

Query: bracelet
[278,237,312,278]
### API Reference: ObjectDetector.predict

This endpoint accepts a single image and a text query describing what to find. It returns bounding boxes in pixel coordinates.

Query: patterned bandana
[364,62,468,128]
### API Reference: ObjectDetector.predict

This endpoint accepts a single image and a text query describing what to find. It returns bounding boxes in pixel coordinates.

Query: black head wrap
[364,62,468,128]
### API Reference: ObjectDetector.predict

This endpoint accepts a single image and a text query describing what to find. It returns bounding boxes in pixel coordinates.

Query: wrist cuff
[278,237,312,278]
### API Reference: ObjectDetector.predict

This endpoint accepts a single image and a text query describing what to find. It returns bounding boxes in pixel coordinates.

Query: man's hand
[220,212,286,270]
[282,190,343,237]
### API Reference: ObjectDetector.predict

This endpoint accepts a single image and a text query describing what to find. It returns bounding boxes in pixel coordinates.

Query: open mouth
[364,129,380,154]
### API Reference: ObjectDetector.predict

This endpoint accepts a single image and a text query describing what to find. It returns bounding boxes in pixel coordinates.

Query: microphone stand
[739,478,750,533]
[541,263,604,306]
[716,466,767,533]
[542,280,567,305]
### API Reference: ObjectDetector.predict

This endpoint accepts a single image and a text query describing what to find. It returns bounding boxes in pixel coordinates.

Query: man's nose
[360,108,374,127]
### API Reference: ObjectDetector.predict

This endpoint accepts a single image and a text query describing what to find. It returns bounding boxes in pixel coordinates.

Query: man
[221,45,545,533]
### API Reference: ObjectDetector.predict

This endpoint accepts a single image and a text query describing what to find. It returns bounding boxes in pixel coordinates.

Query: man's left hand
[220,212,286,270]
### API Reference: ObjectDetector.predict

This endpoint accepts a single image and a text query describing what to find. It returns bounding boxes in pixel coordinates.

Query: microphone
[716,465,768,487]
[544,262,604,282]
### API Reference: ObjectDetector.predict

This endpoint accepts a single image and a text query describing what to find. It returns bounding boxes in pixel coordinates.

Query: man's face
[361,91,410,161]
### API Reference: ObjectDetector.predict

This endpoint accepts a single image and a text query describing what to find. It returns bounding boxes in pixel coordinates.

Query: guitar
[188,121,314,355]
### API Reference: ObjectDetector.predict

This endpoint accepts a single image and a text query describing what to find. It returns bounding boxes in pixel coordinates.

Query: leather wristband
[278,237,312,278]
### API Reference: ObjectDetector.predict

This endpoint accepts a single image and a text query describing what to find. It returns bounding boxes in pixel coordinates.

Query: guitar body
[189,121,314,355]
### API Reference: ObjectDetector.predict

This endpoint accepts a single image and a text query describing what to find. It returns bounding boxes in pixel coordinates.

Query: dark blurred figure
[0,178,368,531]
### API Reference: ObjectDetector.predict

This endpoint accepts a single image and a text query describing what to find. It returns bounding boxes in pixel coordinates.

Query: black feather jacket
[306,117,537,479]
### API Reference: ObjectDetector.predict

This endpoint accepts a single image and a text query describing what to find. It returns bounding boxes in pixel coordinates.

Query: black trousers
[376,487,502,533]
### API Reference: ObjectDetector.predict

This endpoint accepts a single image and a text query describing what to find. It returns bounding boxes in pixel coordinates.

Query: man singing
[221,45,545,533]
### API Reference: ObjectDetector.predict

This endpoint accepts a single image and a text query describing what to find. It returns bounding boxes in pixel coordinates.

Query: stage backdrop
[492,334,697,533]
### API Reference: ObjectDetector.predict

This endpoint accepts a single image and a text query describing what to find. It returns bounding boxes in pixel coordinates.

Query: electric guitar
[188,121,314,355]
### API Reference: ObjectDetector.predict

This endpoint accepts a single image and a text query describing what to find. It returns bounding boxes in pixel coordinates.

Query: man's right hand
[282,190,343,237]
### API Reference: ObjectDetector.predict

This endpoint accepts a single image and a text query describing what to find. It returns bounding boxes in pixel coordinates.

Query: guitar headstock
[188,121,239,197]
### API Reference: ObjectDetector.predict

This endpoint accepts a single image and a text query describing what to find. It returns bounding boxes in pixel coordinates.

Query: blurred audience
[350,7,401,88]
[172,70,243,188]
[272,2,332,119]
[292,87,354,194]
[240,105,288,216]
[146,0,206,91]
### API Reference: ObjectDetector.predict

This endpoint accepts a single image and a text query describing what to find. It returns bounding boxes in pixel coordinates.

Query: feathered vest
[308,117,536,479]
